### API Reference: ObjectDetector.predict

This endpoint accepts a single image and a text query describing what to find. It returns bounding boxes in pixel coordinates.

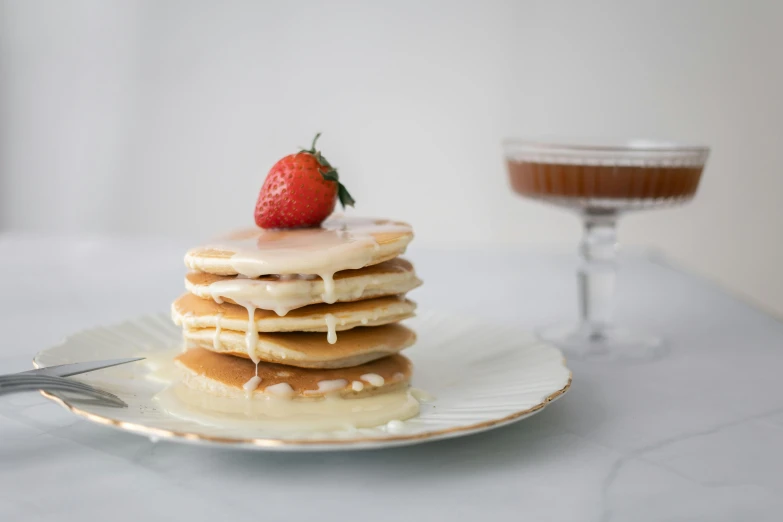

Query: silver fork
[0,357,144,408]
[0,375,127,407]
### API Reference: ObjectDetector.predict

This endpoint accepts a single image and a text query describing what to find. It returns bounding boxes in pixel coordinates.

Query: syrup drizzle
[324,313,338,344]
[212,313,223,351]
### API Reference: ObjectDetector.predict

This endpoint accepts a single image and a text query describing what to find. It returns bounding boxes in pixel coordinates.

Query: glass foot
[538,323,667,363]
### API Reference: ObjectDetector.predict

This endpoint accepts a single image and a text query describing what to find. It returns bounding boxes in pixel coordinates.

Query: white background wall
[1,0,782,315]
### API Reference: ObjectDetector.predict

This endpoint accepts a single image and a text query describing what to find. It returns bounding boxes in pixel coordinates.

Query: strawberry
[254,133,355,229]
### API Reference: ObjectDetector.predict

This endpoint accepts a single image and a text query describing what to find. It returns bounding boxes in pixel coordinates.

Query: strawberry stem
[310,132,321,151]
[301,133,355,209]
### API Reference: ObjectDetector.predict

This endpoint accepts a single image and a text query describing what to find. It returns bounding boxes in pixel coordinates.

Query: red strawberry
[254,133,355,229]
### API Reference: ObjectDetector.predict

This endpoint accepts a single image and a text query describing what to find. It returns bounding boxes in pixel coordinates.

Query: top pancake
[185,216,413,277]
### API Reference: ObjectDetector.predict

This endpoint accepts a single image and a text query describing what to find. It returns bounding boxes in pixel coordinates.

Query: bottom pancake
[176,347,412,399]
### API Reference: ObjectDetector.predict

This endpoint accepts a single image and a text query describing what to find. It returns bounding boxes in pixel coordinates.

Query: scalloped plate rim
[33,312,572,452]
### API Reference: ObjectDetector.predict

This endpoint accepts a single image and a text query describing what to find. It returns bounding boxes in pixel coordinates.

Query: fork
[0,374,127,407]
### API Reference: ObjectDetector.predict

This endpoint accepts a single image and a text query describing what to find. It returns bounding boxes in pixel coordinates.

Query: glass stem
[578,213,618,340]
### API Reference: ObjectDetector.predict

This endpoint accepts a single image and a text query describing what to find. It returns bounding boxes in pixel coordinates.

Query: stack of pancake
[170,217,422,407]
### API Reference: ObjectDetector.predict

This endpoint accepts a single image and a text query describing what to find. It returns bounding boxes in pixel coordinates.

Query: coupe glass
[503,139,709,361]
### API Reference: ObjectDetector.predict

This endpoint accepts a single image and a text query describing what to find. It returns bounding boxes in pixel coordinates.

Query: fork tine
[4,383,127,408]
[0,376,126,406]
[43,380,125,404]
[2,376,113,396]
[23,380,123,402]
[48,389,127,408]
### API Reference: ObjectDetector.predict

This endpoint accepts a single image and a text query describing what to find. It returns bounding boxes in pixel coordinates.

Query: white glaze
[143,350,188,383]
[324,313,338,344]
[385,420,406,434]
[360,373,385,387]
[305,379,348,395]
[410,388,435,403]
[243,303,260,365]
[213,313,223,351]
[243,376,262,395]
[351,381,364,392]
[264,382,295,398]
[206,278,312,316]
[155,383,420,433]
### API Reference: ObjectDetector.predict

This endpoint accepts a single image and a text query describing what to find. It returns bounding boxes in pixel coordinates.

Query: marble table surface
[1,234,781,522]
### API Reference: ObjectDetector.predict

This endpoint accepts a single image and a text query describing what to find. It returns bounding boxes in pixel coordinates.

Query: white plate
[33,312,572,451]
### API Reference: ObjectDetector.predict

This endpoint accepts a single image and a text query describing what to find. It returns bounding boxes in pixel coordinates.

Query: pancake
[184,323,417,369]
[172,293,416,334]
[184,257,421,316]
[184,216,413,278]
[176,347,413,399]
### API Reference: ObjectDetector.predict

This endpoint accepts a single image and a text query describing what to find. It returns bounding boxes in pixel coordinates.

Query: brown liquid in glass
[507,161,703,201]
